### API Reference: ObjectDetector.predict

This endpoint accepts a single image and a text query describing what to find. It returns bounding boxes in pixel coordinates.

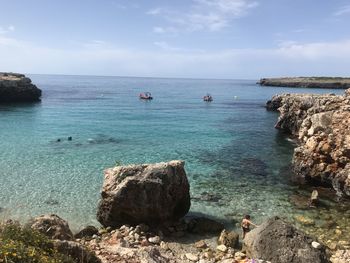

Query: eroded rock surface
[0,72,41,102]
[97,160,191,227]
[267,90,350,197]
[244,217,329,263]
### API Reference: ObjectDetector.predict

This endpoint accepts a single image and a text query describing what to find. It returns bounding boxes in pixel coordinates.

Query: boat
[139,92,153,100]
[203,94,213,102]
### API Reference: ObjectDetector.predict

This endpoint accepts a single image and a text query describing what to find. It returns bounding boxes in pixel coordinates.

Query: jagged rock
[97,160,191,227]
[267,89,350,197]
[74,226,99,239]
[0,72,41,102]
[28,214,73,240]
[218,229,239,248]
[243,217,328,263]
[53,240,101,263]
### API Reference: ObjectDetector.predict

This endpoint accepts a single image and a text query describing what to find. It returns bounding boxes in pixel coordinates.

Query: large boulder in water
[97,160,191,227]
[0,72,41,102]
[243,217,329,263]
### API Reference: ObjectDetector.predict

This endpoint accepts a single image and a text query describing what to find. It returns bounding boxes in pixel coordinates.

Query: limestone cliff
[260,77,350,89]
[267,89,350,197]
[0,72,41,102]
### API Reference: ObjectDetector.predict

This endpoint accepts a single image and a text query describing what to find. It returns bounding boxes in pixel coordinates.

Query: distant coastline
[259,77,350,89]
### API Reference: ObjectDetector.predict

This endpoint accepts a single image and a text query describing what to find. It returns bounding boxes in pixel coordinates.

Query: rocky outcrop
[28,214,73,240]
[0,72,41,102]
[244,217,329,263]
[267,90,350,197]
[259,77,350,89]
[97,160,191,227]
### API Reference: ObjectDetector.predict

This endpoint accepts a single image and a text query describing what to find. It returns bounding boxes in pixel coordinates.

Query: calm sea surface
[0,75,346,231]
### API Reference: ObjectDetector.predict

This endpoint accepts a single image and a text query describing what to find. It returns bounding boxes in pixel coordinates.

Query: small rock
[98,228,108,235]
[294,215,315,226]
[216,244,228,253]
[218,229,239,248]
[335,229,342,235]
[312,241,322,249]
[148,236,161,244]
[186,253,199,262]
[160,241,169,250]
[140,239,150,246]
[234,251,246,260]
[195,240,208,249]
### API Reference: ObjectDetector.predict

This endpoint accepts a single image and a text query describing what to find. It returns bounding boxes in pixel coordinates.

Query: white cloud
[146,7,164,15]
[148,0,258,33]
[8,25,15,31]
[334,5,350,16]
[153,26,178,34]
[0,25,15,34]
[153,41,184,52]
[1,35,350,78]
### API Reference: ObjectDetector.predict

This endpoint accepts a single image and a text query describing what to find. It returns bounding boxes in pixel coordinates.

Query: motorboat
[203,94,213,102]
[139,92,153,100]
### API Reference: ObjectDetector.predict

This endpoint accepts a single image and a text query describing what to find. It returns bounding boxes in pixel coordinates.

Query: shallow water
[0,75,348,244]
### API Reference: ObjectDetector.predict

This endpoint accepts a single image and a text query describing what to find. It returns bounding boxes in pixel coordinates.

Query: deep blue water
[0,75,344,230]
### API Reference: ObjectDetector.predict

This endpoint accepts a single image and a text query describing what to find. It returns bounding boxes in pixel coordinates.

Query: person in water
[241,215,258,239]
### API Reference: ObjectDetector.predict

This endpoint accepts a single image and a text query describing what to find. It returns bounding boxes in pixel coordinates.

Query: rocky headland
[259,77,350,89]
[0,72,41,102]
[266,89,350,198]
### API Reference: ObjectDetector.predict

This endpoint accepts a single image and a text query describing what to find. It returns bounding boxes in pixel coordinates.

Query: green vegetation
[0,223,74,263]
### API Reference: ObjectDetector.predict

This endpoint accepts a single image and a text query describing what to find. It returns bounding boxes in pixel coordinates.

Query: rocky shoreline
[259,77,350,89]
[2,160,344,263]
[266,89,350,198]
[0,72,41,102]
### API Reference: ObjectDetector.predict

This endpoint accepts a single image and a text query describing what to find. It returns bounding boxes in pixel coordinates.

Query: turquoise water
[0,75,345,231]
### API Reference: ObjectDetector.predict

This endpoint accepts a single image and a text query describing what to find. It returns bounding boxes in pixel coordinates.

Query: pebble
[148,236,161,244]
[185,253,199,262]
[216,244,228,253]
[312,241,322,249]
[195,240,208,249]
[160,241,169,250]
[234,251,246,260]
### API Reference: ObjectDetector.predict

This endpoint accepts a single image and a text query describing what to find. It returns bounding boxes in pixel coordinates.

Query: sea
[0,74,348,236]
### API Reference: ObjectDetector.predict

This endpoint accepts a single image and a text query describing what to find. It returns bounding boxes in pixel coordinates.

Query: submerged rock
[0,72,41,102]
[267,89,350,197]
[28,214,73,240]
[244,217,329,263]
[97,160,190,227]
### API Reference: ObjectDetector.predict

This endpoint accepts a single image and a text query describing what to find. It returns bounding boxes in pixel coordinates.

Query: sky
[0,0,350,79]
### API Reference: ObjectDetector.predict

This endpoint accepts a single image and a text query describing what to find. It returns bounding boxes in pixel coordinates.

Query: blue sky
[0,0,350,79]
